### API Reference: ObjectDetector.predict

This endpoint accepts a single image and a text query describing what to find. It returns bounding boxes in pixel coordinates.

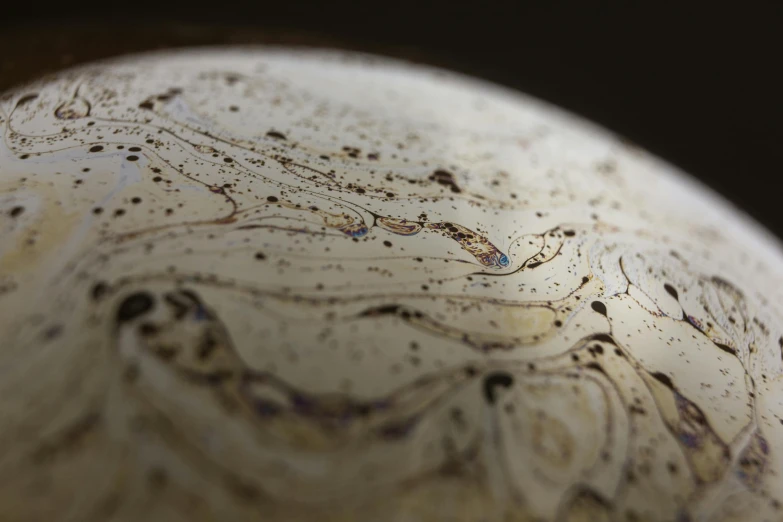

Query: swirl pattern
[1,49,783,522]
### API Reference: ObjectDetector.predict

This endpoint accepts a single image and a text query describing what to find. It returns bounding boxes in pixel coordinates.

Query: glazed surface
[1,49,782,521]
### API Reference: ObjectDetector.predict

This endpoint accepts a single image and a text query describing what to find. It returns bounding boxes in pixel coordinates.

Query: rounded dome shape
[1,48,782,522]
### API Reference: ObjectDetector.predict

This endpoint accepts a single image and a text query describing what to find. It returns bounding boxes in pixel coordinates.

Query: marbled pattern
[1,49,782,522]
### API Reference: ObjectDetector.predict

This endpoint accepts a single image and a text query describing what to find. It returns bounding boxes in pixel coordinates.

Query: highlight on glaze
[1,48,782,522]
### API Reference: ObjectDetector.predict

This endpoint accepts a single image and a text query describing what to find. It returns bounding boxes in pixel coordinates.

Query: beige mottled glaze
[1,49,782,522]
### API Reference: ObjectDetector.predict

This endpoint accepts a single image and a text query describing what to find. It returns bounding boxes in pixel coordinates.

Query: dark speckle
[585,361,606,374]
[359,304,400,317]
[116,292,155,323]
[652,371,675,389]
[714,342,737,356]
[483,372,514,404]
[591,301,607,316]
[9,206,24,218]
[91,282,109,301]
[89,145,104,153]
[266,130,287,140]
[428,169,462,193]
[44,324,63,340]
[590,333,616,345]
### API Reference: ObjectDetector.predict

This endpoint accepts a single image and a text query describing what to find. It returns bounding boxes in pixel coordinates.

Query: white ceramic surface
[1,48,782,522]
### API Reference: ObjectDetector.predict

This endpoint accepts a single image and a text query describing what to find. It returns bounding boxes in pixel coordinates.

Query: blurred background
[2,2,781,238]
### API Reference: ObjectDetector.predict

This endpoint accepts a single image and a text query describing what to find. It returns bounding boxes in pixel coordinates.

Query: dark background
[2,3,782,239]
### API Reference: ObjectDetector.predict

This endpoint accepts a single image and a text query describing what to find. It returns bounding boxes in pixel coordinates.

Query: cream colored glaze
[0,48,782,522]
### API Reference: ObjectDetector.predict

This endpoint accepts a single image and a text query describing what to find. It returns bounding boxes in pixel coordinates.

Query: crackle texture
[1,49,782,522]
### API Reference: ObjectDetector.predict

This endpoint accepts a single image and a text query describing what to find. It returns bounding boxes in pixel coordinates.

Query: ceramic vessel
[1,48,782,522]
